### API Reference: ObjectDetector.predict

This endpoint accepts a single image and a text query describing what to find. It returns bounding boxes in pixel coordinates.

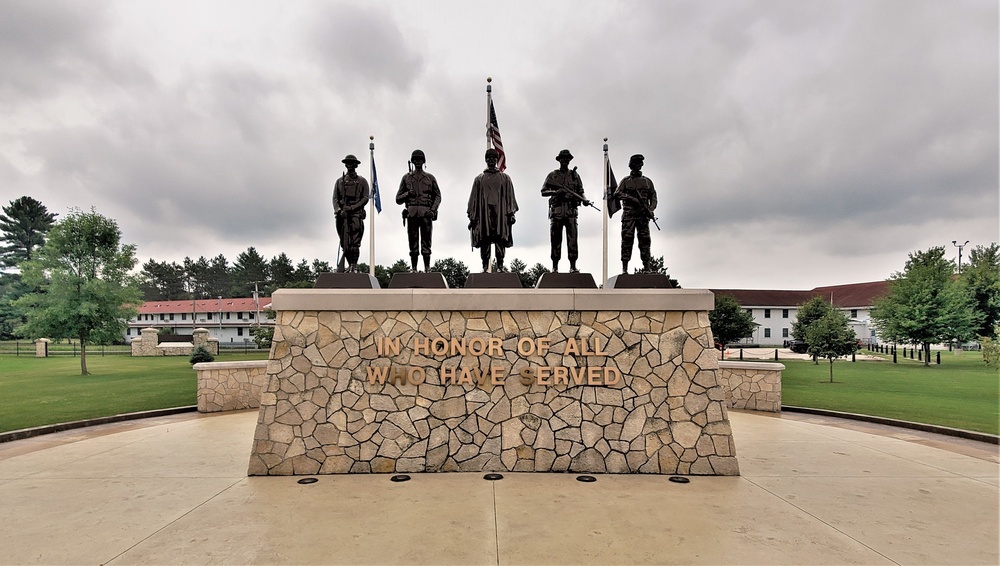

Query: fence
[0,341,131,357]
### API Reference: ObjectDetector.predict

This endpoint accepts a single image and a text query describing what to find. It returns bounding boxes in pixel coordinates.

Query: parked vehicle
[788,340,809,354]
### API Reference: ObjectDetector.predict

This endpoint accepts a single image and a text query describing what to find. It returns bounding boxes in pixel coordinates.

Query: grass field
[0,352,267,433]
[781,350,999,435]
[1,349,997,436]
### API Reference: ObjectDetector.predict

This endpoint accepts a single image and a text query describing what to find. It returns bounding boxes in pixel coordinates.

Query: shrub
[189,345,214,364]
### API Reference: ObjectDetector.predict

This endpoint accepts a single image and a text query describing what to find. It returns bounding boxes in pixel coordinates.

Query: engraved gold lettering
[587,366,602,385]
[389,367,407,385]
[431,338,449,356]
[458,367,475,385]
[569,366,587,385]
[536,366,551,385]
[469,337,487,356]
[564,338,579,356]
[592,336,607,355]
[449,337,465,356]
[413,336,429,355]
[537,337,551,356]
[489,338,503,357]
[441,365,458,384]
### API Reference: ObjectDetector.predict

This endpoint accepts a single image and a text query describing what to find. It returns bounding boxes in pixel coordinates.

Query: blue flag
[371,155,381,213]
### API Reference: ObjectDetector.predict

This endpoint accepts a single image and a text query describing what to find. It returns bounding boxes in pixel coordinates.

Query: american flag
[488,99,507,172]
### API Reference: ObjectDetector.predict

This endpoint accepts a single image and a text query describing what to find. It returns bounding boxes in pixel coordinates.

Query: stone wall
[131,327,219,356]
[195,361,269,412]
[717,361,782,412]
[249,289,739,476]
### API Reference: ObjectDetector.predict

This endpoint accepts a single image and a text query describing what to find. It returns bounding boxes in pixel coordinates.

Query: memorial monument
[332,154,370,274]
[395,149,441,273]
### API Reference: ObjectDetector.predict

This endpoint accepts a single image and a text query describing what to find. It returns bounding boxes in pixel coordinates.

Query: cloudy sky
[2,0,996,290]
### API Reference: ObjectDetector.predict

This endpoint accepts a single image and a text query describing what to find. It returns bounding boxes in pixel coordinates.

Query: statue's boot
[570,261,578,273]
[423,255,431,272]
[552,260,559,273]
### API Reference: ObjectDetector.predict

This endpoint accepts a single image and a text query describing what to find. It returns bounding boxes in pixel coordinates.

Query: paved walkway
[0,409,996,565]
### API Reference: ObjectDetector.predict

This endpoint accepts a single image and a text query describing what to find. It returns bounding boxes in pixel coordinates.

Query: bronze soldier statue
[395,149,442,272]
[614,153,657,273]
[332,154,370,273]
[468,148,517,272]
[541,149,591,273]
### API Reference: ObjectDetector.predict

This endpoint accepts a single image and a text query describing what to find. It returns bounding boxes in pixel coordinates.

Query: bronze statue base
[535,272,598,289]
[314,272,381,289]
[389,272,448,289]
[607,274,675,289]
[464,273,523,288]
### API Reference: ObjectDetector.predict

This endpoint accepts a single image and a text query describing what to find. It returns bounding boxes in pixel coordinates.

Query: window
[226,313,231,320]
[207,313,212,320]
[745,309,752,316]
[782,328,789,338]
[249,312,255,320]
[169,313,175,321]
[782,309,789,318]
[764,328,771,338]
[160,314,165,321]
[181,313,187,321]
[851,309,858,318]
[764,309,771,318]
[237,327,244,337]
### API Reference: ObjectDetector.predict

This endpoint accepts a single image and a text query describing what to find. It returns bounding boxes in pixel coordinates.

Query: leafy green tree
[0,272,30,340]
[805,310,858,382]
[709,294,756,357]
[15,208,142,375]
[792,296,834,341]
[311,259,332,279]
[961,243,1000,339]
[430,257,470,289]
[872,247,981,366]
[525,263,550,288]
[0,196,58,268]
[291,259,314,286]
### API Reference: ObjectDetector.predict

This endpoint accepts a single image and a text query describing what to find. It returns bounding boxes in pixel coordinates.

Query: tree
[15,208,141,375]
[960,243,1000,339]
[231,247,268,297]
[430,257,470,289]
[872,247,981,366]
[805,310,858,382]
[138,259,186,301]
[0,196,58,268]
[709,294,756,357]
[374,259,411,288]
[268,253,295,292]
[792,296,834,341]
[633,256,680,287]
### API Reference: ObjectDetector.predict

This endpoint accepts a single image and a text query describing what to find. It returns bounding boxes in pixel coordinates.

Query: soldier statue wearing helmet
[332,153,370,272]
[395,149,442,272]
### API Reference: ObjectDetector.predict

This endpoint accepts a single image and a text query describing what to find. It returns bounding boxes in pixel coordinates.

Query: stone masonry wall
[195,361,269,412]
[717,361,782,412]
[249,306,739,476]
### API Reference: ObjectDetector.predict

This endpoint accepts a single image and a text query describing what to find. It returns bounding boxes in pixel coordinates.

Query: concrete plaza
[0,409,996,565]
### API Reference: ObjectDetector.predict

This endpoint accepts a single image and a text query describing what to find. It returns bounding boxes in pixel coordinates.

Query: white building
[125,296,272,346]
[709,281,890,347]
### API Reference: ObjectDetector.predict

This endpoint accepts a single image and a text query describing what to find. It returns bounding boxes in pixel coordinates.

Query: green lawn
[780,350,999,435]
[0,353,267,433]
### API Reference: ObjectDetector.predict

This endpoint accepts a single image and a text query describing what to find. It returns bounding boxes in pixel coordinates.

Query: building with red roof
[126,296,272,345]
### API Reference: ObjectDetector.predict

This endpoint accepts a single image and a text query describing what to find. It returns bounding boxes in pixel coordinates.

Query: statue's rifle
[545,167,601,212]
[335,172,351,272]
[620,191,660,231]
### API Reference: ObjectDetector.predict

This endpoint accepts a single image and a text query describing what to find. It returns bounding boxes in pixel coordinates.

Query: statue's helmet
[556,149,574,161]
[485,148,499,160]
[628,153,645,166]
[342,154,361,165]
[410,149,426,162]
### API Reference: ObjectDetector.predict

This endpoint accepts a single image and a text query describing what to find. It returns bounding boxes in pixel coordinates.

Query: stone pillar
[193,328,220,355]
[132,327,161,357]
[35,338,50,358]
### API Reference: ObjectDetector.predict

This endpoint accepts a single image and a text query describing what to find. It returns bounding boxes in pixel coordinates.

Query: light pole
[218,296,223,338]
[952,240,969,273]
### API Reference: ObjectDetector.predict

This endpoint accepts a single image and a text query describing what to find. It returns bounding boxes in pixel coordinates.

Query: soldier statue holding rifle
[541,149,596,273]
[614,153,658,273]
[395,149,442,272]
[332,154,370,273]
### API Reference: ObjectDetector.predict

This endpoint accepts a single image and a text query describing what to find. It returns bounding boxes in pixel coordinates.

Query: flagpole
[486,77,493,151]
[369,135,376,277]
[603,138,609,287]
